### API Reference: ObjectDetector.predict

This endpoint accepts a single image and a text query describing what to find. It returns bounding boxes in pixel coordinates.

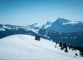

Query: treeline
[55,41,83,57]
[34,35,83,57]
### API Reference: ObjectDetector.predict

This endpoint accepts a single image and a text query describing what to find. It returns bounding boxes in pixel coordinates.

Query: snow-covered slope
[0,34,82,60]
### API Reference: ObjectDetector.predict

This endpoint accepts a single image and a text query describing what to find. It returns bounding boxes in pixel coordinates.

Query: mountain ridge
[1,17,83,33]
[41,17,83,33]
[0,18,83,47]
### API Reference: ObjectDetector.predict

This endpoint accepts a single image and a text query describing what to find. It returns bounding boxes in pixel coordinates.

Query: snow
[63,21,78,25]
[44,21,52,29]
[55,17,78,25]
[43,31,48,37]
[44,24,51,29]
[65,37,67,38]
[41,21,52,29]
[0,28,5,31]
[15,27,19,30]
[43,18,83,33]
[30,28,39,34]
[26,27,39,34]
[59,32,61,34]
[25,23,41,34]
[34,23,40,27]
[26,23,41,29]
[0,34,83,60]
[3,25,11,30]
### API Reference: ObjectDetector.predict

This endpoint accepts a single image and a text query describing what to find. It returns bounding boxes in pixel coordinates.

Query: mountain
[26,23,41,29]
[1,17,83,33]
[0,24,38,38]
[41,17,83,33]
[41,21,52,29]
[0,23,83,47]
[0,34,82,59]
[0,17,83,47]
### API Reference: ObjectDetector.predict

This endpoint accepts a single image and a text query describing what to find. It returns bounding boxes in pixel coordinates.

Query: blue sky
[0,0,83,26]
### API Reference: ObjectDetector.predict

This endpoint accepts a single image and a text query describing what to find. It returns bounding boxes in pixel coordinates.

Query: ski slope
[0,34,83,60]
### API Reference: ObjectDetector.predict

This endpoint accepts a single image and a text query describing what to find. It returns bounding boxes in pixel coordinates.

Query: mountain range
[0,17,83,47]
[1,17,83,33]
[41,17,83,33]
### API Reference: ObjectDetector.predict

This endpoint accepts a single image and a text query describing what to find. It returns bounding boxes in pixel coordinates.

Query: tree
[73,46,76,51]
[62,43,68,53]
[79,51,82,57]
[70,45,73,49]
[38,35,40,41]
[70,45,73,51]
[75,53,78,56]
[35,35,38,40]
[76,46,79,50]
[81,47,83,57]
[64,47,68,53]
[35,35,40,41]
[59,42,64,50]
[63,43,67,49]
[59,42,62,47]
[61,45,64,50]
[68,45,71,50]
[55,41,57,48]
[79,46,83,57]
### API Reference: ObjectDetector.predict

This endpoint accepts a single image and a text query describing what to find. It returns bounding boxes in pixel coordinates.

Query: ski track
[0,34,82,60]
[19,35,77,59]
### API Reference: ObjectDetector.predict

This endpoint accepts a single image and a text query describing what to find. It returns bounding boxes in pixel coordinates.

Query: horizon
[0,0,83,26]
[1,17,83,26]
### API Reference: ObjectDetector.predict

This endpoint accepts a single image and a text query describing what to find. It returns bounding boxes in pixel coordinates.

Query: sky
[0,0,83,26]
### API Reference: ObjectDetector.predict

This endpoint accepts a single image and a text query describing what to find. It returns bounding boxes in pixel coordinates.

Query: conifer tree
[56,41,57,44]
[63,43,67,49]
[75,53,78,56]
[76,46,79,50]
[82,47,83,57]
[38,35,40,41]
[55,41,57,48]
[61,45,64,50]
[59,42,62,47]
[35,35,38,40]
[64,47,68,53]
[68,45,70,50]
